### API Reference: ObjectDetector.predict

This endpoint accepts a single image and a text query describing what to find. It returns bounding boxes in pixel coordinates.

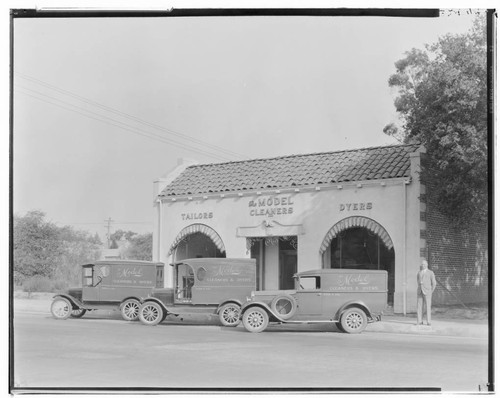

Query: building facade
[152,144,437,314]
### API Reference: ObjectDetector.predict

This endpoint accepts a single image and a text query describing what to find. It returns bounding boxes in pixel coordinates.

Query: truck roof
[86,260,164,267]
[297,269,388,277]
[171,258,256,267]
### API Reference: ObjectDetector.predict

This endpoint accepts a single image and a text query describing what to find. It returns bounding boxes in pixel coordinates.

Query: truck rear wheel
[219,303,241,327]
[242,307,269,333]
[340,308,367,334]
[139,301,164,326]
[51,297,72,320]
[70,308,86,318]
[121,299,140,321]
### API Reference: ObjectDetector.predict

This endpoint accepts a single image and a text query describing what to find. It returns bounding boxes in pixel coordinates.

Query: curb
[367,318,488,338]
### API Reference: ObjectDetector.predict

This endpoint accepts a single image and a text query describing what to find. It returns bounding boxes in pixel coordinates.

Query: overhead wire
[15,85,237,162]
[57,221,152,225]
[14,71,248,161]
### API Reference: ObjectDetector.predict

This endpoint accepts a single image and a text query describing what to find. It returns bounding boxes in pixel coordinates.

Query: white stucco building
[152,144,426,314]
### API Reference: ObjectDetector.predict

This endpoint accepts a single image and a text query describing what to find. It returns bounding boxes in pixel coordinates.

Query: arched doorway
[320,217,395,305]
[169,224,226,262]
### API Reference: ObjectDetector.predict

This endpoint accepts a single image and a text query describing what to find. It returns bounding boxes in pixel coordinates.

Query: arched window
[320,217,395,304]
[169,224,226,261]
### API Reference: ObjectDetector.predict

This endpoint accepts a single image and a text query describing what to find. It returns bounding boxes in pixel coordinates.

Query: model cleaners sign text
[248,196,294,217]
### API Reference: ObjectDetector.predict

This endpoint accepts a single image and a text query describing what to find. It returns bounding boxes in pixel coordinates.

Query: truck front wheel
[340,308,367,334]
[51,297,72,320]
[139,302,164,326]
[242,307,269,333]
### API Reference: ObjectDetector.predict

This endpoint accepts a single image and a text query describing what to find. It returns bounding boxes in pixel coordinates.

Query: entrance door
[280,250,297,290]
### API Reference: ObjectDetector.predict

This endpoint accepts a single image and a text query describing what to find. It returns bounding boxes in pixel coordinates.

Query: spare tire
[270,294,297,320]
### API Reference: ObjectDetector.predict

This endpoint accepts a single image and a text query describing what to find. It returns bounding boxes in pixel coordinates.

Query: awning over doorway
[319,216,394,254]
[168,223,226,256]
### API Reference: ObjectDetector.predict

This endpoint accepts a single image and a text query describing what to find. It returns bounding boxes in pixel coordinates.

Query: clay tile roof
[161,144,421,197]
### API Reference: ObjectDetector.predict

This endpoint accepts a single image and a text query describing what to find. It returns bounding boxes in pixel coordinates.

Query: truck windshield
[83,266,94,287]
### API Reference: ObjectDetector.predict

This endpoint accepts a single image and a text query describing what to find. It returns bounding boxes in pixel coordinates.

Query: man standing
[417,259,437,326]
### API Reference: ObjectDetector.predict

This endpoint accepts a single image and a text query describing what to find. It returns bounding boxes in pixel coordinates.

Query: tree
[13,210,65,284]
[385,16,488,225]
[90,233,103,246]
[123,233,153,261]
[13,210,102,287]
[55,226,102,286]
[110,229,137,242]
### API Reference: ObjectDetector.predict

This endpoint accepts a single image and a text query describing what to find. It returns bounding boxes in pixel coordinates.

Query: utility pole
[104,217,114,248]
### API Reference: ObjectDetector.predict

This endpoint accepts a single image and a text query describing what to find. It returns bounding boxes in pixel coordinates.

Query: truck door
[156,265,164,288]
[96,264,116,301]
[294,275,323,319]
[174,263,194,304]
[82,265,100,302]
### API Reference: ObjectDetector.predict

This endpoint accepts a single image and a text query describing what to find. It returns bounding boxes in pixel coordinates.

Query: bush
[52,278,70,293]
[22,275,55,296]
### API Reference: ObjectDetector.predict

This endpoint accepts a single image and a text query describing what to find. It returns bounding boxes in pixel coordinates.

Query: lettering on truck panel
[336,274,370,286]
[117,267,144,278]
[328,274,383,291]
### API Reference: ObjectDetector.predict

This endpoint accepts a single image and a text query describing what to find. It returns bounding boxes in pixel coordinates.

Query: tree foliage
[385,16,488,225]
[123,233,153,261]
[14,210,102,286]
[110,229,138,242]
[108,229,152,261]
[14,210,64,284]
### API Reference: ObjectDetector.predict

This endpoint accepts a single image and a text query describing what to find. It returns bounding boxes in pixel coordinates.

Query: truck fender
[335,301,372,321]
[216,300,243,314]
[141,297,173,316]
[53,294,84,310]
[119,296,142,307]
[240,302,288,323]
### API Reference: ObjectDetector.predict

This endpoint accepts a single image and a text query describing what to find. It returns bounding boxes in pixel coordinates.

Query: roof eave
[157,176,412,202]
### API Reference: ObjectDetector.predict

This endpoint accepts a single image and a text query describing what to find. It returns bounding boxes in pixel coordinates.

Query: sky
[11,7,481,240]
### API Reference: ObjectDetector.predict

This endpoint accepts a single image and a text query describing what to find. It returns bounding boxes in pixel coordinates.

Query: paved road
[12,302,489,392]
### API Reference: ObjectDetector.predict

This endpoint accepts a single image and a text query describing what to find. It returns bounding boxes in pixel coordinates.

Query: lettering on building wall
[339,202,373,211]
[248,196,294,217]
[181,212,214,221]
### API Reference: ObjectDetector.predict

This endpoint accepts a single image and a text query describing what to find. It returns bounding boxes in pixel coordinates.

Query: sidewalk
[367,313,489,338]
